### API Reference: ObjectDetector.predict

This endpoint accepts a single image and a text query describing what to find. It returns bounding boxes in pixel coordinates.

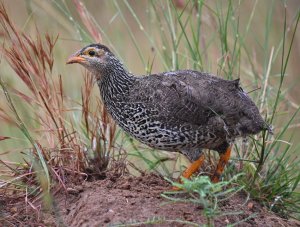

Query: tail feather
[263,122,274,135]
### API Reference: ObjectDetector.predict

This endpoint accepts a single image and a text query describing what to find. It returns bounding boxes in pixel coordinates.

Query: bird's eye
[88,50,96,56]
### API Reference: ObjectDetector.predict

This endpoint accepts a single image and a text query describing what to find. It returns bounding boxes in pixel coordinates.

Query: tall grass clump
[0,2,124,223]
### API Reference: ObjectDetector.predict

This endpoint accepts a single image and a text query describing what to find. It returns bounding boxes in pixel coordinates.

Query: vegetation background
[0,0,300,224]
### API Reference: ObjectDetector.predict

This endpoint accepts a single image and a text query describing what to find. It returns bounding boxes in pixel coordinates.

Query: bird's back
[111,70,268,152]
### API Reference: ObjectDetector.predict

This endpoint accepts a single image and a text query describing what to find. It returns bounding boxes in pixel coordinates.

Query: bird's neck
[96,62,135,105]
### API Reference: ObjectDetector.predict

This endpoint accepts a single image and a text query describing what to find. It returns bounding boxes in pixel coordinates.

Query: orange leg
[172,154,205,190]
[182,154,205,179]
[211,146,232,183]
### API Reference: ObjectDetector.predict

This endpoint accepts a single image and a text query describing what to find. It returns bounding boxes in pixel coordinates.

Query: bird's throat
[97,67,135,108]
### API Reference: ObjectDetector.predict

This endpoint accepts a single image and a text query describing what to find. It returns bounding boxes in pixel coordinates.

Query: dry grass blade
[72,0,102,43]
[81,72,93,136]
[0,136,10,141]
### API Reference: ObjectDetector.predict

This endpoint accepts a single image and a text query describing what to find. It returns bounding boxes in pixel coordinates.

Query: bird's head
[66,44,116,74]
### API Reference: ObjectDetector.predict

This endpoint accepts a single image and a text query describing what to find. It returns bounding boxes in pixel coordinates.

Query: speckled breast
[108,102,223,152]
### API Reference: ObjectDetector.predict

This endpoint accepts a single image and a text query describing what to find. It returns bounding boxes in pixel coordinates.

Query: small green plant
[162,175,244,226]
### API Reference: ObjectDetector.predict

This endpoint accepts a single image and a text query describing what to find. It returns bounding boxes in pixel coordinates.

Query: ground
[2,172,299,226]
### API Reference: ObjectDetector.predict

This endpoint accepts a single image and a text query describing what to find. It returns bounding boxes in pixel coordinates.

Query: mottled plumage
[67,44,270,180]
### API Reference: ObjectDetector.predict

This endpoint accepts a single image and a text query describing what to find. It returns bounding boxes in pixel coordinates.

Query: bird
[66,43,271,183]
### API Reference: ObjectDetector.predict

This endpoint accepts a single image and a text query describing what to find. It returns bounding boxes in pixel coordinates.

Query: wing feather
[128,70,265,136]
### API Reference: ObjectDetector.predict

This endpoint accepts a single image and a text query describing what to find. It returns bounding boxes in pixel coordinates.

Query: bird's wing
[127,70,265,136]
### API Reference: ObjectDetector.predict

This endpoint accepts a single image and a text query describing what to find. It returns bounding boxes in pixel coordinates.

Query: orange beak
[66,55,86,64]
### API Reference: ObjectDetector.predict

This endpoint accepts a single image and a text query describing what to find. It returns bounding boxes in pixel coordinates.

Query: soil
[2,172,300,227]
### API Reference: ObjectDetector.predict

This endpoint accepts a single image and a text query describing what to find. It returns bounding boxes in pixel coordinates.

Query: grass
[0,0,300,225]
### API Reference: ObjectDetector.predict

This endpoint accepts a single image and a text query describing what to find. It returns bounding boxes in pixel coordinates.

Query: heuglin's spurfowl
[67,44,271,183]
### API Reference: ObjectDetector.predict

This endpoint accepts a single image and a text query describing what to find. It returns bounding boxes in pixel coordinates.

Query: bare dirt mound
[54,173,299,227]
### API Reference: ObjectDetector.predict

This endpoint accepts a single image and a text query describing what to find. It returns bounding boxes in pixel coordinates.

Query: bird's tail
[263,122,274,135]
